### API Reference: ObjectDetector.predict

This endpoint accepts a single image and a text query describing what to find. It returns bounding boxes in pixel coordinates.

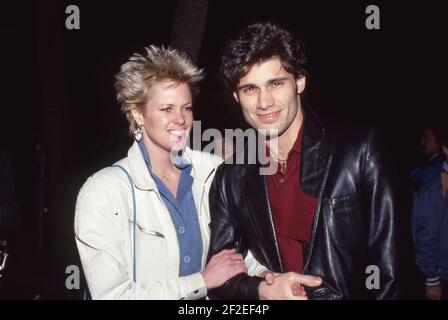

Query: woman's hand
[201,249,248,289]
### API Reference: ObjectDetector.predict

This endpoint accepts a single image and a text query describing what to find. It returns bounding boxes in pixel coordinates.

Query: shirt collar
[291,123,304,155]
[138,140,192,172]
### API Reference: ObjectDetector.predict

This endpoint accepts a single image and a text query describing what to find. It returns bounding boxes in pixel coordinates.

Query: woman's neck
[142,137,177,173]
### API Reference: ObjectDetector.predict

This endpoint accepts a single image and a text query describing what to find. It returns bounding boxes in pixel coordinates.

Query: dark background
[0,0,447,298]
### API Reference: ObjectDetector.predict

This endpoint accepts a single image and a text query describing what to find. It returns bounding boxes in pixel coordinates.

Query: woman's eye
[185,106,193,112]
[161,107,172,112]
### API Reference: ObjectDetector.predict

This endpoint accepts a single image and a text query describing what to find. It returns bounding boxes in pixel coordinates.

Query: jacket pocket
[136,223,165,239]
[324,194,361,251]
[130,219,166,240]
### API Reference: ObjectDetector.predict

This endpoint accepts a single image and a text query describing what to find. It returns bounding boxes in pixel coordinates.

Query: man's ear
[130,107,144,126]
[233,91,240,103]
[296,76,306,94]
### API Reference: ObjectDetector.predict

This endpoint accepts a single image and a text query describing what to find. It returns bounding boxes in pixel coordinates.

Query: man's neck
[269,106,303,158]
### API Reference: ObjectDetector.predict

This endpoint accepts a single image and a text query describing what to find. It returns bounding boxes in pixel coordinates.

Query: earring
[133,125,142,142]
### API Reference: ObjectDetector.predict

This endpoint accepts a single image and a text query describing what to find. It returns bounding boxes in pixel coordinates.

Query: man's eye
[272,81,284,87]
[244,87,256,93]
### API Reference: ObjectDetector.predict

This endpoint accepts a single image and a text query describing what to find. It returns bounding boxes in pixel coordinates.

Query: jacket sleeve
[362,129,404,299]
[207,165,264,300]
[74,174,206,300]
[412,182,445,286]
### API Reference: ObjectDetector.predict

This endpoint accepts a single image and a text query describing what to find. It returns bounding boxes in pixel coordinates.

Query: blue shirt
[138,141,203,276]
[410,153,444,191]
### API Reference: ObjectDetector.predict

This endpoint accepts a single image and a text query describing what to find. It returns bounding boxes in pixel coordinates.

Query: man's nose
[257,89,274,110]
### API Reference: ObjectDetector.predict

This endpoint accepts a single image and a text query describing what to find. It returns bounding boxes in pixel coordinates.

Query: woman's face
[132,81,193,153]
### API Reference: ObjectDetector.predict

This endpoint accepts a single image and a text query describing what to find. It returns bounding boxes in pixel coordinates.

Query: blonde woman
[74,46,268,299]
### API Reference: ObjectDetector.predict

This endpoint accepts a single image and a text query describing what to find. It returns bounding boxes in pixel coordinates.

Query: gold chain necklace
[154,169,179,182]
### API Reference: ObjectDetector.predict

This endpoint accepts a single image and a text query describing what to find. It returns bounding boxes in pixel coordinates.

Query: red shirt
[266,126,317,273]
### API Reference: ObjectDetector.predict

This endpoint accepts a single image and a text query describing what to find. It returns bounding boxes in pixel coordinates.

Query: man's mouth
[256,110,281,123]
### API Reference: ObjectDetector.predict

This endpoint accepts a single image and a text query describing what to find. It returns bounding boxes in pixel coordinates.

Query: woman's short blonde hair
[114,45,204,133]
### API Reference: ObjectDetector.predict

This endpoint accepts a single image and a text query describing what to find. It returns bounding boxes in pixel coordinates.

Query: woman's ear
[130,108,144,126]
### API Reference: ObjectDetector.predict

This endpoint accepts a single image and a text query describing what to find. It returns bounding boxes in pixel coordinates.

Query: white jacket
[75,141,267,300]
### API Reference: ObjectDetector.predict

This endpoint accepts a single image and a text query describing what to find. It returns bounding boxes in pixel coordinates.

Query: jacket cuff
[443,160,448,172]
[180,272,207,300]
[426,276,441,287]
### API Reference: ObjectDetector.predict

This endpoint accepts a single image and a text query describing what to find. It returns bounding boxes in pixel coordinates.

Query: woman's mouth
[168,129,187,142]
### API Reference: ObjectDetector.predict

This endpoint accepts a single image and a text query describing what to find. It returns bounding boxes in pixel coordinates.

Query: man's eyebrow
[237,77,290,90]
[236,83,257,91]
[266,77,289,85]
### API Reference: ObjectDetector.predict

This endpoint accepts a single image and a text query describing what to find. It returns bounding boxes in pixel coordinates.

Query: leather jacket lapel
[240,166,283,273]
[301,106,332,197]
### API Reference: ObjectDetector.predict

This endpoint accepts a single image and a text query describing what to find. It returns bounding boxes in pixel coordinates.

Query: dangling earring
[134,125,143,142]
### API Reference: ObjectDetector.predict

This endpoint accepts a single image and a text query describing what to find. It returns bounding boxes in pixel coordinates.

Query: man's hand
[260,271,308,297]
[258,271,322,300]
[441,171,448,198]
[202,249,247,289]
[426,285,442,300]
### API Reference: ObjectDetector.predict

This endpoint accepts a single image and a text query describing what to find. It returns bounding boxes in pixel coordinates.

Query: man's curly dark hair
[221,22,307,90]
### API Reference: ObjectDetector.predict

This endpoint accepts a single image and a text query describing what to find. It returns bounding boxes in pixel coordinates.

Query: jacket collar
[127,141,217,191]
[300,106,333,196]
[127,141,157,191]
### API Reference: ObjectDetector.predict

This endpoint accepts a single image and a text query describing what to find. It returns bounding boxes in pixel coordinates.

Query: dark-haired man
[207,22,404,299]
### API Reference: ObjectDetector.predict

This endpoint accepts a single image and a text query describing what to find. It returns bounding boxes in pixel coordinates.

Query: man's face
[233,57,305,136]
[420,129,440,157]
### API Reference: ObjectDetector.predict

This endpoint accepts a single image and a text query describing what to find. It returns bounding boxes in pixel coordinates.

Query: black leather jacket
[207,107,405,300]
